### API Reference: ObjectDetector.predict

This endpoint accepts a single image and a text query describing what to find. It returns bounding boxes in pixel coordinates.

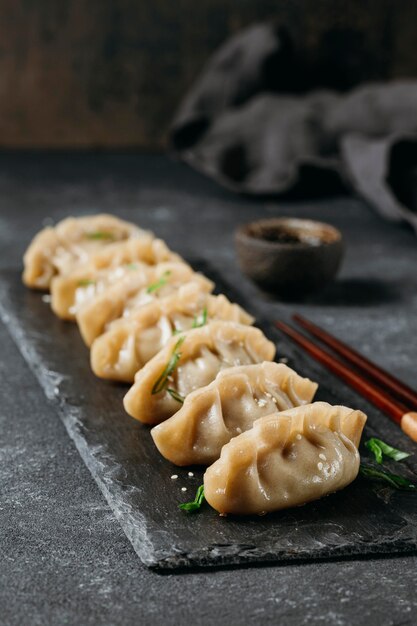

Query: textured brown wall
[1,0,416,149]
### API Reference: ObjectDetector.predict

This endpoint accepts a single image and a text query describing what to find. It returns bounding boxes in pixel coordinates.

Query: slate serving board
[1,267,417,570]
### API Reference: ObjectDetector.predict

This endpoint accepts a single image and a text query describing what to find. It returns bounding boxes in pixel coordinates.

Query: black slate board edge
[153,539,417,572]
[2,272,417,571]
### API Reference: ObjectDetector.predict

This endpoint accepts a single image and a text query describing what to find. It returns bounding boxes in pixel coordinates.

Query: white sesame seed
[296,434,302,440]
[318,462,323,470]
[256,398,267,407]
[279,357,289,364]
[181,487,187,492]
[188,472,194,477]
[319,453,326,461]
[170,474,178,480]
[42,294,52,303]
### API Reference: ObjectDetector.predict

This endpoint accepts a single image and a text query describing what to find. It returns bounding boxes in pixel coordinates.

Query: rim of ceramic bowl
[235,217,342,249]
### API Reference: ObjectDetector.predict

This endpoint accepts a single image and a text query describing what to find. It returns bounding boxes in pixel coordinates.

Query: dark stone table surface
[1,153,416,625]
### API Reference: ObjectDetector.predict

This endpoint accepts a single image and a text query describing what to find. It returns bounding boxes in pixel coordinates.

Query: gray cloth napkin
[171,22,417,232]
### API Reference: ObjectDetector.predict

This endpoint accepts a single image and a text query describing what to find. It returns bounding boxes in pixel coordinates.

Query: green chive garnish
[365,437,411,464]
[167,388,185,403]
[360,464,417,491]
[192,307,208,329]
[179,485,205,513]
[85,231,115,240]
[146,271,171,294]
[151,336,185,395]
[77,279,96,287]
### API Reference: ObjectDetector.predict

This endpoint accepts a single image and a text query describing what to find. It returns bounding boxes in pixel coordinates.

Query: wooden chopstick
[275,320,417,443]
[292,313,417,410]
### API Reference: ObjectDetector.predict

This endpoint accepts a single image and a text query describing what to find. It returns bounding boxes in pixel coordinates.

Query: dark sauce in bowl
[235,217,344,298]
[244,219,339,247]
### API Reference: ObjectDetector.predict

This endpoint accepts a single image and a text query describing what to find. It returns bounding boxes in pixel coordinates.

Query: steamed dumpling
[23,214,151,290]
[91,282,254,382]
[152,362,318,465]
[204,402,367,516]
[123,321,276,425]
[50,238,182,320]
[76,262,213,346]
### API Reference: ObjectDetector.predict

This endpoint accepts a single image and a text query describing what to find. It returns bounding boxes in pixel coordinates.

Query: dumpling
[123,321,276,425]
[76,262,213,346]
[91,282,255,382]
[204,402,367,516]
[151,362,318,465]
[23,214,151,290]
[50,238,182,320]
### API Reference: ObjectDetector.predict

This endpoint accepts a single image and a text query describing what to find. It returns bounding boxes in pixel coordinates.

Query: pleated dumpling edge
[151,361,318,465]
[123,321,276,425]
[204,401,367,515]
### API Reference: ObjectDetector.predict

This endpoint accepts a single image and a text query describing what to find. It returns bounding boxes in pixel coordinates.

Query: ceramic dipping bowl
[235,217,344,298]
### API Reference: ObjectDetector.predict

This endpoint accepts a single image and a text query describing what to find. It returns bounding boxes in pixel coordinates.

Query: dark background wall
[1,0,416,149]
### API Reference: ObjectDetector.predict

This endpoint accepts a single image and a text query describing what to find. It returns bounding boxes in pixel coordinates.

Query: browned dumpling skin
[50,238,182,320]
[151,362,318,465]
[123,322,276,425]
[76,262,213,346]
[22,214,151,290]
[91,282,254,382]
[204,402,367,516]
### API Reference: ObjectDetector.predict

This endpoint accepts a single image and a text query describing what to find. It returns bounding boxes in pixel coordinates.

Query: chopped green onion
[146,270,171,294]
[77,279,96,287]
[360,464,417,491]
[167,388,185,403]
[365,437,411,464]
[192,307,208,329]
[85,231,115,240]
[179,485,205,513]
[151,336,185,395]
[125,263,139,270]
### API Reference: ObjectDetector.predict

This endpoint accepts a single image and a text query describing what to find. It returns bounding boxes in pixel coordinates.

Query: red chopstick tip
[401,412,417,443]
